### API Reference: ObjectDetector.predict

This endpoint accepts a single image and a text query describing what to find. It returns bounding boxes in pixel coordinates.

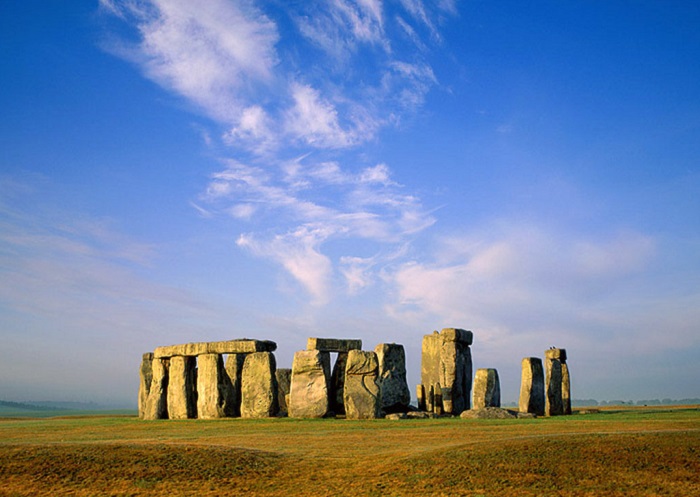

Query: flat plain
[1,407,698,496]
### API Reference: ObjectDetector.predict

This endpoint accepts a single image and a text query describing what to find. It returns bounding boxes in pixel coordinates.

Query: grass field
[1,407,698,496]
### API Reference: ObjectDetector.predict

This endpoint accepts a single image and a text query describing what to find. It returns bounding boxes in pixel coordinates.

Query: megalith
[473,368,500,409]
[275,368,292,415]
[420,328,473,415]
[374,343,411,413]
[167,356,197,419]
[307,338,362,416]
[519,357,544,416]
[545,349,564,416]
[240,352,279,418]
[224,353,246,418]
[288,350,331,418]
[344,350,381,419]
[143,357,169,420]
[138,353,154,419]
[197,354,236,419]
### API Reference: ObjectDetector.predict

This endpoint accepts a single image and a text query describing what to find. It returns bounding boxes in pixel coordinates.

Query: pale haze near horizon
[1,1,699,407]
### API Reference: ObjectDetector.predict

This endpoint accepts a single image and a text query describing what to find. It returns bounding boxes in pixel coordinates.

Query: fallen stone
[138,353,154,419]
[517,412,537,419]
[472,368,500,409]
[406,411,438,419]
[519,357,545,416]
[460,407,516,419]
[306,338,362,352]
[375,343,411,413]
[288,350,331,418]
[344,350,381,419]
[153,339,276,358]
[240,352,278,418]
[385,413,407,420]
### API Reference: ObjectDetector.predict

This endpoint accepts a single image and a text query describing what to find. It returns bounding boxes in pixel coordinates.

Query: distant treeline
[571,398,700,407]
[0,400,67,412]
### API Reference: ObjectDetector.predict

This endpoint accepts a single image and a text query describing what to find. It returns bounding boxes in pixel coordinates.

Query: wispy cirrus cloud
[102,0,455,303]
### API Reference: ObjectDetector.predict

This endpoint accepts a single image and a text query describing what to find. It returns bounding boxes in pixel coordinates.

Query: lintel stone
[153,339,277,358]
[439,328,473,345]
[306,337,362,352]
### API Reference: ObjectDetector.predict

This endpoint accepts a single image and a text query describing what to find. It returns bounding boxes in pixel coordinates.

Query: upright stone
[276,368,292,415]
[138,353,154,419]
[420,328,473,414]
[562,361,572,415]
[344,350,381,419]
[240,352,278,418]
[519,357,544,416]
[545,349,564,416]
[330,352,349,415]
[375,343,411,413]
[197,354,235,419]
[143,358,169,420]
[288,350,331,418]
[473,368,500,409]
[224,354,246,417]
[167,356,197,419]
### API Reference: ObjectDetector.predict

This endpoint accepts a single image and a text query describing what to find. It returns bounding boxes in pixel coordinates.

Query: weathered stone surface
[519,357,545,416]
[344,350,381,420]
[275,368,292,415]
[143,358,169,420]
[545,348,567,362]
[385,413,407,420]
[197,354,236,419]
[138,353,153,419]
[375,343,411,413]
[545,356,563,416]
[224,354,246,418]
[406,411,434,419]
[472,368,500,409]
[439,328,473,345]
[460,407,516,419]
[240,352,278,418]
[420,328,473,415]
[167,356,197,419]
[154,339,276,358]
[288,350,331,418]
[330,352,349,415]
[306,338,362,352]
[562,362,572,415]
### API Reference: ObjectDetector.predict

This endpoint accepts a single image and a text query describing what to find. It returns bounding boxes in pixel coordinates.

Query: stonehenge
[139,334,572,420]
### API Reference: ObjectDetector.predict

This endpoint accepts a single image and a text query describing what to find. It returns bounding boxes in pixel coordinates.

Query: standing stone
[420,328,473,414]
[473,368,500,409]
[562,361,572,415]
[138,353,154,419]
[276,368,292,415]
[143,358,169,420]
[288,350,331,418]
[344,350,381,419]
[240,352,278,418]
[167,356,197,419]
[224,354,247,417]
[330,352,349,415]
[375,343,411,413]
[545,349,564,416]
[197,354,235,419]
[519,357,544,416]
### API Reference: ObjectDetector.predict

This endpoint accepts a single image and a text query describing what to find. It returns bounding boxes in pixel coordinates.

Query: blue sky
[1,1,699,407]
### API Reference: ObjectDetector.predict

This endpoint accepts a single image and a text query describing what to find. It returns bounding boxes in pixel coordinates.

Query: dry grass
[0,407,698,496]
